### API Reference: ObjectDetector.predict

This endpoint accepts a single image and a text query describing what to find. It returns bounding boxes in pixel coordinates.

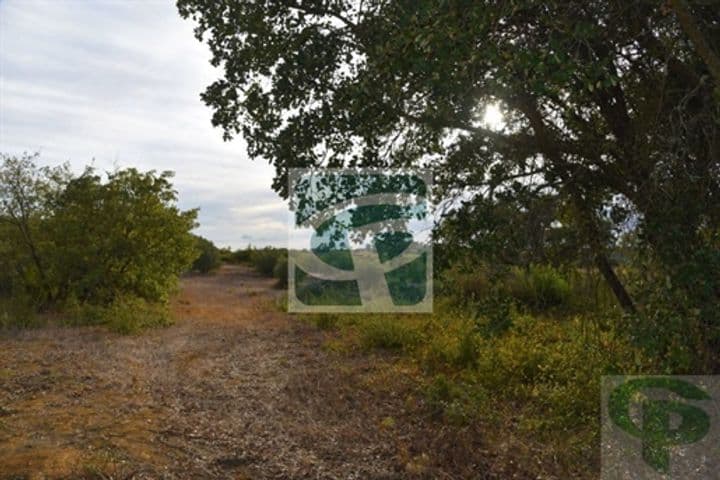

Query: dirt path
[0,266,493,480]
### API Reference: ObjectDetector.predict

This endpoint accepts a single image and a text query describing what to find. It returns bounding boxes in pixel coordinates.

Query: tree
[0,153,71,303]
[48,168,199,304]
[436,190,587,271]
[178,1,719,359]
[1,153,198,307]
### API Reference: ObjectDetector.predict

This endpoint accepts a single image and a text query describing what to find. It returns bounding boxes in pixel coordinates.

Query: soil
[0,265,502,480]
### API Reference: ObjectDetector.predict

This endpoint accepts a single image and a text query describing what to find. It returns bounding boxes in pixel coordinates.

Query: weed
[357,316,422,351]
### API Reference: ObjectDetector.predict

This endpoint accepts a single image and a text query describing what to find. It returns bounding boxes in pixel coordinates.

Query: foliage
[441,262,571,312]
[437,193,586,270]
[222,245,254,264]
[424,373,487,426]
[179,0,720,366]
[0,153,197,330]
[504,265,571,310]
[192,235,222,273]
[273,255,288,288]
[0,153,72,305]
[65,295,172,334]
[0,297,41,329]
[250,247,286,277]
[46,166,198,304]
[357,316,422,351]
[323,301,650,476]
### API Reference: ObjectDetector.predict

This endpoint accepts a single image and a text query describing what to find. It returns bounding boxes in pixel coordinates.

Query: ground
[0,266,508,480]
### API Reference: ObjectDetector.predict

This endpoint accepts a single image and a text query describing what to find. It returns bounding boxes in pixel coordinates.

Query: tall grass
[440,263,619,315]
[303,267,650,476]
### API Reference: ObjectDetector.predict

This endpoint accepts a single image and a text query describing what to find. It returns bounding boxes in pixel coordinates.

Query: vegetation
[177,1,719,474]
[273,256,289,289]
[0,152,198,332]
[242,246,289,288]
[191,235,222,273]
[179,0,720,369]
[305,287,649,475]
[1,1,715,477]
[250,247,283,276]
[220,244,254,264]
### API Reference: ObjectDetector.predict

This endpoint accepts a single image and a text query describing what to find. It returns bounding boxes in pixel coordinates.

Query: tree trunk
[568,190,637,315]
[594,252,637,315]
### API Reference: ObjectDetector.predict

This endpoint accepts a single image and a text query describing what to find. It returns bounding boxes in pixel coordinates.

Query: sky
[0,0,288,248]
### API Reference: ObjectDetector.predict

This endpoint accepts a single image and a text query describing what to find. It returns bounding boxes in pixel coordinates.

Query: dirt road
[0,266,492,480]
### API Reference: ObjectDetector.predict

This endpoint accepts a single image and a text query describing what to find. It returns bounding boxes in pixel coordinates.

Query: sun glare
[482,102,505,130]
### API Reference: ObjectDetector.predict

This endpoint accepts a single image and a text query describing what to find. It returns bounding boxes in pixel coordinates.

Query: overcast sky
[0,0,288,248]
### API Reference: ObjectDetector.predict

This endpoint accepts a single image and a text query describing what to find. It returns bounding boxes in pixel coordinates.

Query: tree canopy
[178,1,720,363]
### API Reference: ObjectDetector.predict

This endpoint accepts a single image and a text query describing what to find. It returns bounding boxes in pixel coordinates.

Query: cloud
[0,0,286,248]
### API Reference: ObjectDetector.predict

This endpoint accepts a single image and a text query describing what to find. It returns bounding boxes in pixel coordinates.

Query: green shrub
[105,297,172,334]
[218,247,233,263]
[439,264,492,301]
[273,256,288,288]
[418,315,482,370]
[474,315,646,433]
[564,268,618,313]
[65,295,172,334]
[505,265,571,309]
[228,246,253,264]
[250,247,286,276]
[424,373,488,425]
[357,316,421,351]
[191,235,222,273]
[474,293,515,337]
[327,294,651,475]
[0,297,42,329]
[1,155,198,308]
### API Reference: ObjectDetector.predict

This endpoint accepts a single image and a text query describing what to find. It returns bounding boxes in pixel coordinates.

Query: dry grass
[0,265,522,479]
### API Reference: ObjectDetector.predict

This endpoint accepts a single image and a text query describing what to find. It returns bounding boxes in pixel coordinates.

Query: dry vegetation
[0,266,523,480]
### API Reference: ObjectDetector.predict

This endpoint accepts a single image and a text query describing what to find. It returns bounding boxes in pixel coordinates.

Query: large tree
[178,0,719,354]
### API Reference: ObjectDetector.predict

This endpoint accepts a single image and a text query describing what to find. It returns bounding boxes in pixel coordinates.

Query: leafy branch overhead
[178,0,719,347]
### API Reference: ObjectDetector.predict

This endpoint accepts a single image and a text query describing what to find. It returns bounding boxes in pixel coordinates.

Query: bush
[66,295,172,334]
[0,154,198,308]
[424,373,488,425]
[325,300,650,475]
[218,247,234,263]
[225,246,253,264]
[250,247,286,276]
[273,256,288,288]
[357,316,422,351]
[442,264,571,311]
[438,263,493,301]
[191,235,222,273]
[0,298,42,329]
[504,265,571,310]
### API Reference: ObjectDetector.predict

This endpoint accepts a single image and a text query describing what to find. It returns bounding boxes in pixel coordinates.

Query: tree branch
[669,0,720,84]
